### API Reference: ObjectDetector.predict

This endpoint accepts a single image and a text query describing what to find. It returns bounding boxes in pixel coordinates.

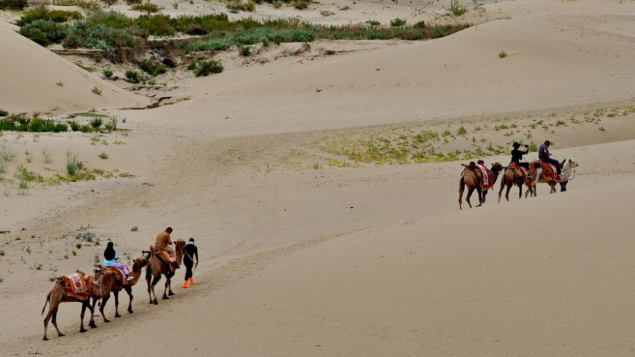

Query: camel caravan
[41,228,198,341]
[459,141,579,209]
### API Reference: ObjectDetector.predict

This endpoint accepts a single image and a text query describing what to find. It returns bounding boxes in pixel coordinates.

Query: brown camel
[99,257,150,320]
[458,162,503,210]
[498,165,536,202]
[41,269,115,341]
[146,240,185,305]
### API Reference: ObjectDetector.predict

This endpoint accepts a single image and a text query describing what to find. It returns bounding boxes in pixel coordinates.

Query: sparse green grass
[390,17,406,27]
[226,0,256,11]
[499,51,507,58]
[191,60,224,77]
[131,2,163,14]
[66,151,83,176]
[99,152,109,159]
[449,5,467,16]
[103,68,114,78]
[92,87,102,96]
[131,226,138,231]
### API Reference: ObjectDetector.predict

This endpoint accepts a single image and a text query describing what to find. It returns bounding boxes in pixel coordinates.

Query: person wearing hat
[538,140,565,177]
[510,142,532,179]
[183,238,199,289]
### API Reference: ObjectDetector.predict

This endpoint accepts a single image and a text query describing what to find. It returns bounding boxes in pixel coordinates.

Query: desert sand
[1,0,635,355]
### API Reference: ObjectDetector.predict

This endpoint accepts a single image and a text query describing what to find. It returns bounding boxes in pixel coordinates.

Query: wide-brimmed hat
[512,142,520,148]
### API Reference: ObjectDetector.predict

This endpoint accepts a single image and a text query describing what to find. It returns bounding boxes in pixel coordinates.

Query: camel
[41,269,115,341]
[529,159,578,194]
[458,162,503,210]
[146,240,186,305]
[98,257,150,320]
[498,164,536,202]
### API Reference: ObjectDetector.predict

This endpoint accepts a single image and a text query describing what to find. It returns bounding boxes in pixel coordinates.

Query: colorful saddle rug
[534,161,559,182]
[509,163,534,187]
[476,164,494,190]
[65,273,93,301]
[105,266,128,285]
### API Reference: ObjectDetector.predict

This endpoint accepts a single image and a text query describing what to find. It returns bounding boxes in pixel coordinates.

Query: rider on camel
[538,140,566,178]
[155,227,178,271]
[510,142,532,179]
[103,242,133,281]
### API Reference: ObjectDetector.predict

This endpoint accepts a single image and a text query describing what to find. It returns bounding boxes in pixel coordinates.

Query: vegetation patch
[0,115,68,133]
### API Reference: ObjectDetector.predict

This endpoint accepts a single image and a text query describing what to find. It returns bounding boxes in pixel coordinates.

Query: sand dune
[0,22,148,115]
[2,0,635,355]
[123,0,635,136]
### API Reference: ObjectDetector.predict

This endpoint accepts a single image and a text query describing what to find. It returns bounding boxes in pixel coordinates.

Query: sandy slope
[121,0,635,136]
[1,0,635,355]
[0,22,148,115]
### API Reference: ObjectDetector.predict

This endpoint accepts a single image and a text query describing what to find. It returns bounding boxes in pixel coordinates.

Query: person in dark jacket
[510,142,532,179]
[183,238,199,288]
[539,140,565,177]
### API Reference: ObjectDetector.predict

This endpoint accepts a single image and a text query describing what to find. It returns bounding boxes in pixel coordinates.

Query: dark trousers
[543,158,561,174]
[512,162,530,170]
[184,260,194,281]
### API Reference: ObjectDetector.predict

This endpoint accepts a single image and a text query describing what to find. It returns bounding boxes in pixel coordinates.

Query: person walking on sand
[183,238,199,289]
[103,242,133,281]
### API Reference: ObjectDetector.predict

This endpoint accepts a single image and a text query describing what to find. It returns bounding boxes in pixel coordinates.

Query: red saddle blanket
[476,164,494,190]
[534,161,559,182]
[509,163,533,187]
[105,267,128,285]
[65,273,93,301]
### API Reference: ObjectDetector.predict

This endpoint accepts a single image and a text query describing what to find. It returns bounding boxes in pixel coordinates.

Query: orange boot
[189,278,195,286]
[183,280,189,289]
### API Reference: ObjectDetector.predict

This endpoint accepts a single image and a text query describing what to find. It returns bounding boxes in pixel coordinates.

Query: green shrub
[0,0,28,10]
[131,2,163,14]
[226,0,256,11]
[91,87,102,95]
[390,17,406,27]
[449,5,466,16]
[90,118,103,129]
[292,0,307,9]
[68,121,80,131]
[193,60,223,77]
[239,45,251,56]
[138,59,167,76]
[17,8,82,27]
[125,70,141,83]
[66,151,83,176]
[499,51,507,58]
[0,109,8,117]
[103,68,114,78]
[366,20,380,26]
[414,20,425,29]
[19,20,69,47]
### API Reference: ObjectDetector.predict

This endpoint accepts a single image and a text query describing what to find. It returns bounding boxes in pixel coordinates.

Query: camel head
[133,256,150,271]
[490,162,503,173]
[174,240,186,265]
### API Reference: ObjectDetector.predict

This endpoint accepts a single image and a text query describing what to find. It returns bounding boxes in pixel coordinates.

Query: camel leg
[80,302,89,332]
[466,187,475,208]
[100,295,111,323]
[114,291,121,318]
[168,274,175,296]
[146,274,153,304]
[43,304,54,341]
[52,309,64,337]
[498,181,505,203]
[89,299,98,328]
[518,184,523,200]
[126,286,134,313]
[475,187,483,206]
[163,279,170,300]
[151,275,160,305]
[505,184,512,201]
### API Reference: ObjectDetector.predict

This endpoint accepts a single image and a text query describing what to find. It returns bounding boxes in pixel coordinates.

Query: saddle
[64,272,93,301]
[104,266,128,285]
[476,164,494,190]
[509,163,533,186]
[532,160,560,182]
[150,245,177,271]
